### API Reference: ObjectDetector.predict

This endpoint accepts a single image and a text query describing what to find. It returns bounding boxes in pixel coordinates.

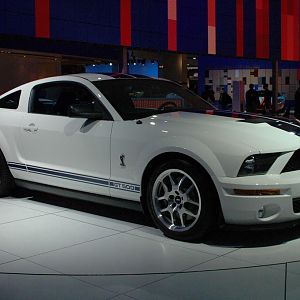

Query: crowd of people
[201,86,232,110]
[200,84,300,120]
[245,83,300,119]
[245,83,272,113]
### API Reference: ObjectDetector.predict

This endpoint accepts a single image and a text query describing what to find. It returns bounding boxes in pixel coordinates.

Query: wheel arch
[140,152,224,224]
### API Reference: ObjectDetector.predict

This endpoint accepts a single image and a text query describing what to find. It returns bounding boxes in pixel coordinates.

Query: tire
[0,151,15,197]
[147,159,216,242]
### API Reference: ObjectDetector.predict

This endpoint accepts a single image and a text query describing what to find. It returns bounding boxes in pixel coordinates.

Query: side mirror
[68,103,105,120]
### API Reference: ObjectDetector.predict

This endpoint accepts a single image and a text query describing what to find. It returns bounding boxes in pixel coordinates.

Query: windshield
[93,79,215,120]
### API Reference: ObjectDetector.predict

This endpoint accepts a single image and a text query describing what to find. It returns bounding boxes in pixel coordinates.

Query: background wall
[0,52,60,94]
[0,0,298,62]
[205,68,299,101]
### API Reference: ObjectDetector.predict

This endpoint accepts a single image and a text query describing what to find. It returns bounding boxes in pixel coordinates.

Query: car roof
[71,73,115,81]
[1,73,172,97]
[103,73,152,79]
[73,73,154,80]
[30,73,168,86]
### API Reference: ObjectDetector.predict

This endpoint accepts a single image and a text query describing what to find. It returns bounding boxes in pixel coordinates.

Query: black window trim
[28,80,113,120]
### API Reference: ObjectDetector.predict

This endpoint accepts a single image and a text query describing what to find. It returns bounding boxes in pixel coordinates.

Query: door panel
[20,114,112,195]
[19,81,112,196]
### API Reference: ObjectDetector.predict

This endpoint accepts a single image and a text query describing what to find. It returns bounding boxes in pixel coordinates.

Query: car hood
[143,110,300,153]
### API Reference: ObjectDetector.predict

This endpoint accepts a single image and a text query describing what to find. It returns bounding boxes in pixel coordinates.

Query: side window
[30,85,61,115]
[30,82,104,117]
[0,90,21,109]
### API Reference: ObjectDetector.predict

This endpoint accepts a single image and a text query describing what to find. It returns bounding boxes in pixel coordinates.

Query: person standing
[294,87,300,120]
[245,84,259,113]
[262,84,272,113]
[219,89,232,110]
[201,86,215,103]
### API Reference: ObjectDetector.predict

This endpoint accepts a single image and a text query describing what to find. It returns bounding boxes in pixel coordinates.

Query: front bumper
[222,219,300,232]
[217,171,300,225]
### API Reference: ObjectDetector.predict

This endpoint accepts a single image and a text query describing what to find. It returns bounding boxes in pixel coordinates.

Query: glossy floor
[0,190,300,299]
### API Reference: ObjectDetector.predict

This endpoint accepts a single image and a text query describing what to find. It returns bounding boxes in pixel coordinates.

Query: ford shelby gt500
[0,73,299,241]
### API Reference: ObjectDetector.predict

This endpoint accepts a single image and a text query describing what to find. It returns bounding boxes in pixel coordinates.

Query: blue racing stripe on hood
[200,110,300,136]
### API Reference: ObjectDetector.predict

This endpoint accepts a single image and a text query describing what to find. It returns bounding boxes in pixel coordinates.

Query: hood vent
[282,149,300,173]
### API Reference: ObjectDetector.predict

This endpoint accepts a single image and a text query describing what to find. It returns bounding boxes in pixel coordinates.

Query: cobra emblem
[120,154,126,167]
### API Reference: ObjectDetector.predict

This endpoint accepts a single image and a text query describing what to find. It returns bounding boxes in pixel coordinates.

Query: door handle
[23,123,38,133]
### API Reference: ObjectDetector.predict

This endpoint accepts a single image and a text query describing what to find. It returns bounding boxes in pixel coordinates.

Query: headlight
[238,153,282,176]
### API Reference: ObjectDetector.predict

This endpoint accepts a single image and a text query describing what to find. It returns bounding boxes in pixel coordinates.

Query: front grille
[293,198,300,213]
[282,149,300,173]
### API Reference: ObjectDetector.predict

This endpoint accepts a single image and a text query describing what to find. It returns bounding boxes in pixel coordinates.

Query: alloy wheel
[152,169,201,232]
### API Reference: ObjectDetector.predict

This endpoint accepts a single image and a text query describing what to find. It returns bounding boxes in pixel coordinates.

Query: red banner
[281,0,300,61]
[256,0,269,59]
[35,0,50,38]
[236,0,244,57]
[208,0,216,55]
[120,0,132,47]
[168,0,177,51]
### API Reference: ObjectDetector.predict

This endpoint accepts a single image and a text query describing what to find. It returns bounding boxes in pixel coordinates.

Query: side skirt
[15,179,143,212]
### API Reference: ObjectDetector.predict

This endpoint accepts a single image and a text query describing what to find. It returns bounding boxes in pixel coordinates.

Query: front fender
[136,135,226,186]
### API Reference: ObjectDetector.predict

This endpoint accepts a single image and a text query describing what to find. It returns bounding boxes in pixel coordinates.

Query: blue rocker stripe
[27,166,109,186]
[27,170,109,188]
[7,162,27,170]
[26,164,109,182]
[9,162,141,193]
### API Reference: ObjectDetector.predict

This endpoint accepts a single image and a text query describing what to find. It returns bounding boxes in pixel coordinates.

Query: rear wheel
[0,152,15,196]
[147,159,216,242]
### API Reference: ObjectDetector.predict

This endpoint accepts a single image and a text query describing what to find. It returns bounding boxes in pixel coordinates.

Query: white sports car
[0,73,300,241]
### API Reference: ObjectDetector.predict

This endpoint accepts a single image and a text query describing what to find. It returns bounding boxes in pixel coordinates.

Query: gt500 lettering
[111,182,135,191]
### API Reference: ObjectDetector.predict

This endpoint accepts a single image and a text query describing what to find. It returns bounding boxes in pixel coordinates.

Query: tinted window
[30,82,105,117]
[0,90,21,109]
[93,79,213,120]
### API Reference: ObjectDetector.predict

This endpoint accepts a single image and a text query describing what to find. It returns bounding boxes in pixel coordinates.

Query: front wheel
[147,159,216,242]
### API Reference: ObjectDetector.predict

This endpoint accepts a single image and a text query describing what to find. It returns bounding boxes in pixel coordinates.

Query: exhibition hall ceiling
[0,0,298,61]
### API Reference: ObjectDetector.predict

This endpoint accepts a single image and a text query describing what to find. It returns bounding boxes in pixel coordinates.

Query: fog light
[234,189,281,196]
